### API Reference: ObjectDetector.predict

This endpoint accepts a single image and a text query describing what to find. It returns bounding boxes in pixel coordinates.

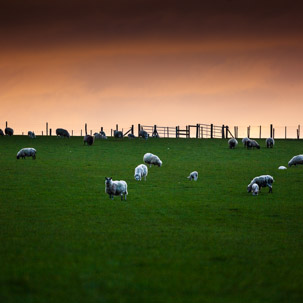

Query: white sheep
[187,171,198,181]
[228,138,238,149]
[242,137,250,147]
[246,139,260,149]
[288,155,303,167]
[143,153,162,167]
[17,148,36,159]
[134,164,148,181]
[105,177,128,201]
[247,175,274,193]
[266,138,275,148]
[251,183,259,196]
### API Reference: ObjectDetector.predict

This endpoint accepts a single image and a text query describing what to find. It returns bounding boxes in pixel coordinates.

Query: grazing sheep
[17,148,36,159]
[5,127,14,136]
[56,128,70,138]
[28,131,36,139]
[278,166,287,170]
[251,183,259,196]
[134,164,148,181]
[0,129,4,136]
[128,134,136,139]
[266,138,275,148]
[246,139,260,149]
[152,130,159,138]
[288,155,303,167]
[143,153,162,167]
[228,138,238,149]
[242,137,250,147]
[139,130,149,140]
[94,132,107,139]
[187,171,198,181]
[247,175,274,193]
[83,134,94,145]
[105,177,128,201]
[114,130,123,138]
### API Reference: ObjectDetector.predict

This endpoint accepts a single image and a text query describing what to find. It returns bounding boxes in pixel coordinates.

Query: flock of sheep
[3,126,303,199]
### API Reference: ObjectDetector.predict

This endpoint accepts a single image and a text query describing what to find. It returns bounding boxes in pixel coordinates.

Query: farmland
[0,136,303,302]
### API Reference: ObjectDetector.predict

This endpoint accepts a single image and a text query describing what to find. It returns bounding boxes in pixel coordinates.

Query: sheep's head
[105,177,112,186]
[158,160,162,167]
[16,155,20,159]
[134,174,140,181]
[247,185,252,193]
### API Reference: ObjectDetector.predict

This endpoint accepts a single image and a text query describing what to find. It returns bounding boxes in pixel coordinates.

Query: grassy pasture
[0,136,303,303]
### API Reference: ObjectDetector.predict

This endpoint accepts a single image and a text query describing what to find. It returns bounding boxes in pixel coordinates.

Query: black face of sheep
[0,129,4,136]
[114,131,123,138]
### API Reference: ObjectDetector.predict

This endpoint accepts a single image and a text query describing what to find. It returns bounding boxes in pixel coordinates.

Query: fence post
[298,125,301,139]
[111,129,113,137]
[131,125,134,135]
[42,131,43,136]
[196,124,199,138]
[81,129,82,136]
[273,128,275,139]
[167,127,169,138]
[116,124,118,131]
[101,127,103,132]
[50,129,52,136]
[46,122,48,136]
[226,126,229,139]
[85,123,87,135]
[222,125,225,139]
[201,127,203,139]
[247,126,250,138]
[285,126,287,139]
[259,125,261,139]
[270,124,273,138]
[211,124,213,139]
[187,125,190,138]
[176,126,179,138]
[138,124,141,136]
[6,121,7,128]
[72,130,73,136]
[90,130,92,135]
[22,132,24,136]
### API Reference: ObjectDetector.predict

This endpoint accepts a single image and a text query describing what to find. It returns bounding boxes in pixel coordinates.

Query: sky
[1,0,303,134]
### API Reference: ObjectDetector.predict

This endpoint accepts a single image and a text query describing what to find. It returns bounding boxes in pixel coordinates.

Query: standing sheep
[83,134,94,145]
[28,131,36,139]
[247,139,260,149]
[143,153,162,167]
[247,175,274,193]
[17,148,37,159]
[139,130,149,140]
[56,128,70,138]
[134,164,148,181]
[0,129,4,136]
[266,138,275,148]
[288,155,303,167]
[114,130,123,138]
[242,137,250,147]
[228,138,238,149]
[105,177,128,201]
[5,127,14,136]
[187,171,198,181]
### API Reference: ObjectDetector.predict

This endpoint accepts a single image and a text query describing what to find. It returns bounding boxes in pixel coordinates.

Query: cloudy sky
[1,0,303,134]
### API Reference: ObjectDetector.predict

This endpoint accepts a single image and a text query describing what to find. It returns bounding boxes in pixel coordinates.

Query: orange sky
[1,0,303,134]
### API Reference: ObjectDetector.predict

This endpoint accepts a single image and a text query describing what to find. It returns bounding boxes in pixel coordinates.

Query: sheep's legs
[268,186,272,193]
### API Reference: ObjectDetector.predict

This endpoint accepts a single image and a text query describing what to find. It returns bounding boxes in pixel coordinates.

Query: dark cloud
[1,0,303,50]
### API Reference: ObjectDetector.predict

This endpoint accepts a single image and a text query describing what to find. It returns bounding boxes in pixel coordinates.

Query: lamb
[242,137,250,147]
[247,175,274,193]
[134,164,148,181]
[114,130,123,138]
[94,133,107,139]
[251,183,259,196]
[288,155,303,167]
[187,171,198,181]
[5,127,14,136]
[0,129,4,136]
[266,138,275,148]
[28,131,36,139]
[56,128,70,138]
[17,148,36,159]
[246,139,260,149]
[143,153,162,167]
[83,134,94,145]
[128,134,136,139]
[105,177,128,201]
[228,138,238,149]
[139,130,149,140]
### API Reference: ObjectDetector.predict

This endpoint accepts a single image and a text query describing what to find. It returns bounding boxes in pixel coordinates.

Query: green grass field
[1,136,303,303]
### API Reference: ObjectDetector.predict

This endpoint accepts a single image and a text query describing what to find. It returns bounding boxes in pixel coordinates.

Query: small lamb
[266,138,275,148]
[105,177,128,201]
[247,175,274,193]
[187,171,198,181]
[56,128,70,138]
[83,134,94,145]
[143,153,162,167]
[139,130,149,140]
[251,183,259,196]
[0,129,4,136]
[134,164,148,181]
[17,148,36,159]
[114,130,123,138]
[228,138,238,149]
[288,155,303,167]
[242,137,250,147]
